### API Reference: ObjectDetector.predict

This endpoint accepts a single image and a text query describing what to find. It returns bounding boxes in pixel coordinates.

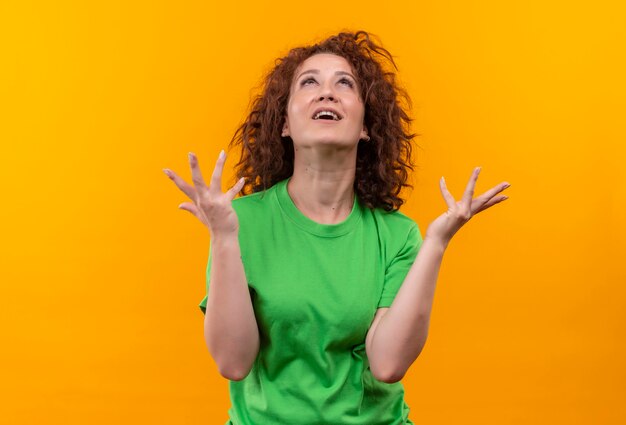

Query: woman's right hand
[163,150,245,238]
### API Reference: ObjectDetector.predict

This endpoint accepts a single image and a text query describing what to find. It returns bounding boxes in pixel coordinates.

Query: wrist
[210,232,239,247]
[422,234,449,252]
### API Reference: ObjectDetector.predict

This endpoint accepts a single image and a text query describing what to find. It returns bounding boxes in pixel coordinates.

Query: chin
[301,134,359,147]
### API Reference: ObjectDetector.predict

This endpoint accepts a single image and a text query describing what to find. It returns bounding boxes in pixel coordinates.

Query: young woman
[164,30,510,425]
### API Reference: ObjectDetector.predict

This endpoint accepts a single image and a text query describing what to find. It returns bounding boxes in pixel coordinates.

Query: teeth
[313,111,340,120]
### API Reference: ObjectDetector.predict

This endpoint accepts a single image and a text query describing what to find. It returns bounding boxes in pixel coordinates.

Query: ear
[281,118,290,137]
[360,125,368,140]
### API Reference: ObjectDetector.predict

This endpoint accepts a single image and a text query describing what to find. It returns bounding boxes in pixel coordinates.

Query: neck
[287,147,356,224]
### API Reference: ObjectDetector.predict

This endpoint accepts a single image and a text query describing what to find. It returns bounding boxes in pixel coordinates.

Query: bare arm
[164,150,260,381]
[367,168,510,383]
[205,234,260,381]
[366,237,445,383]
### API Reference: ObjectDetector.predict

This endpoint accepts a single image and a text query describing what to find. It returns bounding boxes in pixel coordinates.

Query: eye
[339,77,354,88]
[300,77,316,86]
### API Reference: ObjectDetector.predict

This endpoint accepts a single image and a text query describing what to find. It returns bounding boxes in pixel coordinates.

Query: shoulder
[364,206,423,260]
[367,206,420,237]
[232,189,270,208]
[230,183,280,219]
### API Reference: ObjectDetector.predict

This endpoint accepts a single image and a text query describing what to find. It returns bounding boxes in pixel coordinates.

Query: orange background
[1,1,625,424]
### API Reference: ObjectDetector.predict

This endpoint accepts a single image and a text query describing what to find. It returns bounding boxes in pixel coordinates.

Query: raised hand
[163,150,246,237]
[424,167,510,246]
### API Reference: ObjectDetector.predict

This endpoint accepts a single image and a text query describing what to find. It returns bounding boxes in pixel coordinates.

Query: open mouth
[312,110,342,121]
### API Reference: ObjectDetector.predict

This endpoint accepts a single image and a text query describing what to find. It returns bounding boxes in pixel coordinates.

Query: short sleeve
[198,245,212,315]
[377,223,423,308]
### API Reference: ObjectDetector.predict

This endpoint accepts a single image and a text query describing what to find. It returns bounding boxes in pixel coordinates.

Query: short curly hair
[228,30,419,212]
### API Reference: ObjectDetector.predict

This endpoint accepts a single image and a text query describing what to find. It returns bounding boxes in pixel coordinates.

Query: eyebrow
[296,69,356,81]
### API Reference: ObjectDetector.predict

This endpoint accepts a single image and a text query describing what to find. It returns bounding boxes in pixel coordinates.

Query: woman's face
[282,53,368,149]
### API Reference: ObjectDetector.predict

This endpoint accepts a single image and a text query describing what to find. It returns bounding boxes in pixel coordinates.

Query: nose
[317,81,337,102]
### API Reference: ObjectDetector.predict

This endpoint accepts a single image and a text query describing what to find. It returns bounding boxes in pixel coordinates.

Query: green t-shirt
[199,176,423,425]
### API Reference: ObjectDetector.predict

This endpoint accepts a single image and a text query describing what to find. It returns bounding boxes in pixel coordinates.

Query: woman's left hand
[424,167,510,247]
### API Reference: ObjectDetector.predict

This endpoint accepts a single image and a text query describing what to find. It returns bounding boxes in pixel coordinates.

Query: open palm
[425,167,511,245]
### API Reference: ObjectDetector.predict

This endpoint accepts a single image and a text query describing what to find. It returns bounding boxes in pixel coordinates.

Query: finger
[209,150,227,195]
[473,195,508,215]
[225,176,246,200]
[472,181,511,211]
[188,152,209,192]
[178,202,209,226]
[163,168,198,201]
[178,202,199,215]
[461,167,481,207]
[439,176,457,209]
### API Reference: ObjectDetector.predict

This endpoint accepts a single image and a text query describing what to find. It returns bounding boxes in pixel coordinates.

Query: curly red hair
[228,30,419,212]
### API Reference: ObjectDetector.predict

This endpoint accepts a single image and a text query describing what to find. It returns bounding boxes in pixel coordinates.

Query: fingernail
[219,150,225,159]
[163,168,171,178]
[188,152,195,161]
[502,196,508,200]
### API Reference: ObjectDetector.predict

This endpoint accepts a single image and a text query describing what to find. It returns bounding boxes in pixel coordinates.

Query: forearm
[370,237,447,382]
[204,234,260,381]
